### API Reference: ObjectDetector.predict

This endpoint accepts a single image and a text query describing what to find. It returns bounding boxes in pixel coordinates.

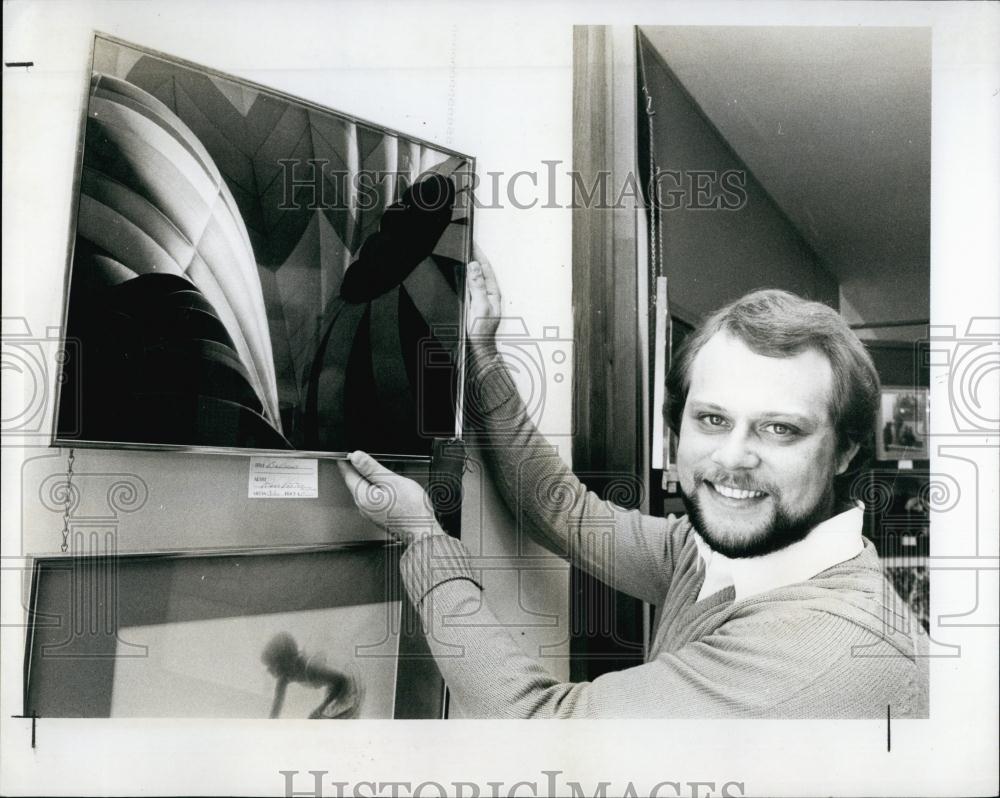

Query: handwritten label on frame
[248,458,318,498]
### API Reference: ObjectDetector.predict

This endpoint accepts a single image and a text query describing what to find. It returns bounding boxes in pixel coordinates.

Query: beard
[680,469,837,559]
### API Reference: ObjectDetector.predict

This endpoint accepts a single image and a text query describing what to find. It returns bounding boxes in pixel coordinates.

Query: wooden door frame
[570,26,650,679]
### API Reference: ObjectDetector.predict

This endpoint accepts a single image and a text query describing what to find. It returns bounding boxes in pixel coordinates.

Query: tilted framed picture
[55,34,474,460]
[875,386,930,461]
[23,542,445,719]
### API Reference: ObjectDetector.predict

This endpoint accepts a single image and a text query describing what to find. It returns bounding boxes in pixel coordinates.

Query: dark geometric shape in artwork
[340,175,456,303]
[63,258,291,450]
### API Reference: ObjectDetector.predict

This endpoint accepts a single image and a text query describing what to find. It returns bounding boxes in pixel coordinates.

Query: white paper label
[898,459,914,470]
[248,457,318,498]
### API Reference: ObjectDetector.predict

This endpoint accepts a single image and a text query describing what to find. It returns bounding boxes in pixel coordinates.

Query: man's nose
[710,427,761,471]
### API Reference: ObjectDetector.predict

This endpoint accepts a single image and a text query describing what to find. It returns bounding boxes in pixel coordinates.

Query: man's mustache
[694,470,773,495]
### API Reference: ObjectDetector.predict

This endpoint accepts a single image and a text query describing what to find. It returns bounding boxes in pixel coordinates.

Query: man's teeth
[711,483,766,500]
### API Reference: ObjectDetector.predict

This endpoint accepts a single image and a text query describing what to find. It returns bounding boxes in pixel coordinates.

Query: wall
[840,278,929,342]
[3,2,575,718]
[641,39,840,322]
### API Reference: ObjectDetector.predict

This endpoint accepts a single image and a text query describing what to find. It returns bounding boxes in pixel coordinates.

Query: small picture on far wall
[876,387,930,461]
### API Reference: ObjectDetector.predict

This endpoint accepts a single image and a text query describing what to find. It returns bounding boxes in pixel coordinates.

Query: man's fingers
[467,260,485,292]
[337,460,365,499]
[348,450,393,481]
[480,258,501,307]
[339,457,395,517]
[467,261,492,322]
[468,244,501,317]
[349,451,407,513]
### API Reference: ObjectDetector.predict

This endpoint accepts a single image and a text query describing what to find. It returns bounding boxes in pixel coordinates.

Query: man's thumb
[348,450,385,480]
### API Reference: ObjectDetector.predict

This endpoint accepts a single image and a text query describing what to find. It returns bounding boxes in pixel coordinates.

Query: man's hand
[466,244,502,345]
[337,451,439,545]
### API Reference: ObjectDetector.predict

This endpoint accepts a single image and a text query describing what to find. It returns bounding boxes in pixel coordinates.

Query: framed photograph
[875,386,930,461]
[23,542,444,719]
[54,34,474,461]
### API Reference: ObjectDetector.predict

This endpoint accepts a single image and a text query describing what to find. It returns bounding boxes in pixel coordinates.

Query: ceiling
[640,26,931,337]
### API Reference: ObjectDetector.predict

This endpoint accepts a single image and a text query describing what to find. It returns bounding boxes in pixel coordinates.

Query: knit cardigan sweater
[399,349,930,719]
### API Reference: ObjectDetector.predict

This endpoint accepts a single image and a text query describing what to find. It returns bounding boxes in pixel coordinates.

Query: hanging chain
[60,448,75,553]
[637,36,676,482]
[636,35,664,280]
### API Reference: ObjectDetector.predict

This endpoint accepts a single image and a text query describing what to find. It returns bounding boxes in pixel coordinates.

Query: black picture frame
[54,34,474,462]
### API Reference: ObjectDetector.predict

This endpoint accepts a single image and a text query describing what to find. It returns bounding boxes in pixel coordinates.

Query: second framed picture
[23,542,444,719]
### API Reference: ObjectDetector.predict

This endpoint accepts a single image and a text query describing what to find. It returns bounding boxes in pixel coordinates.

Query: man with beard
[339,256,929,718]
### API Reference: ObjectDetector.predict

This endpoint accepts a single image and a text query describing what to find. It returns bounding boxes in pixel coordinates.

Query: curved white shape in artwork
[81,72,282,430]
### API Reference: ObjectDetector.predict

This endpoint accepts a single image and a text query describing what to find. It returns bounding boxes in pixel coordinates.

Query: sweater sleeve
[466,346,680,604]
[399,539,916,719]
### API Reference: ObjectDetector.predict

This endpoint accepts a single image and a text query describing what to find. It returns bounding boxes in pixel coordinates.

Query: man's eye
[765,422,798,437]
[701,414,727,427]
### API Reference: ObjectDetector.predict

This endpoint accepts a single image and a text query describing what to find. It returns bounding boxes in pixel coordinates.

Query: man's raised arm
[464,253,681,604]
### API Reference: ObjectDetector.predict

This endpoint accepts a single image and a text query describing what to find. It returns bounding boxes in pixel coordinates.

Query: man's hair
[666,289,881,486]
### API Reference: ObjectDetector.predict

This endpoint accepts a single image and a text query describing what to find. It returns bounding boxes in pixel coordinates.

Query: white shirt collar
[692,504,865,602]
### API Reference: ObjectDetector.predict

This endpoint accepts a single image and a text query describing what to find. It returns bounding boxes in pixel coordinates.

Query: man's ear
[836,441,861,475]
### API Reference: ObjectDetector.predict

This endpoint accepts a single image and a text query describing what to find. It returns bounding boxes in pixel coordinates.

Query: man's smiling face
[676,330,858,558]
